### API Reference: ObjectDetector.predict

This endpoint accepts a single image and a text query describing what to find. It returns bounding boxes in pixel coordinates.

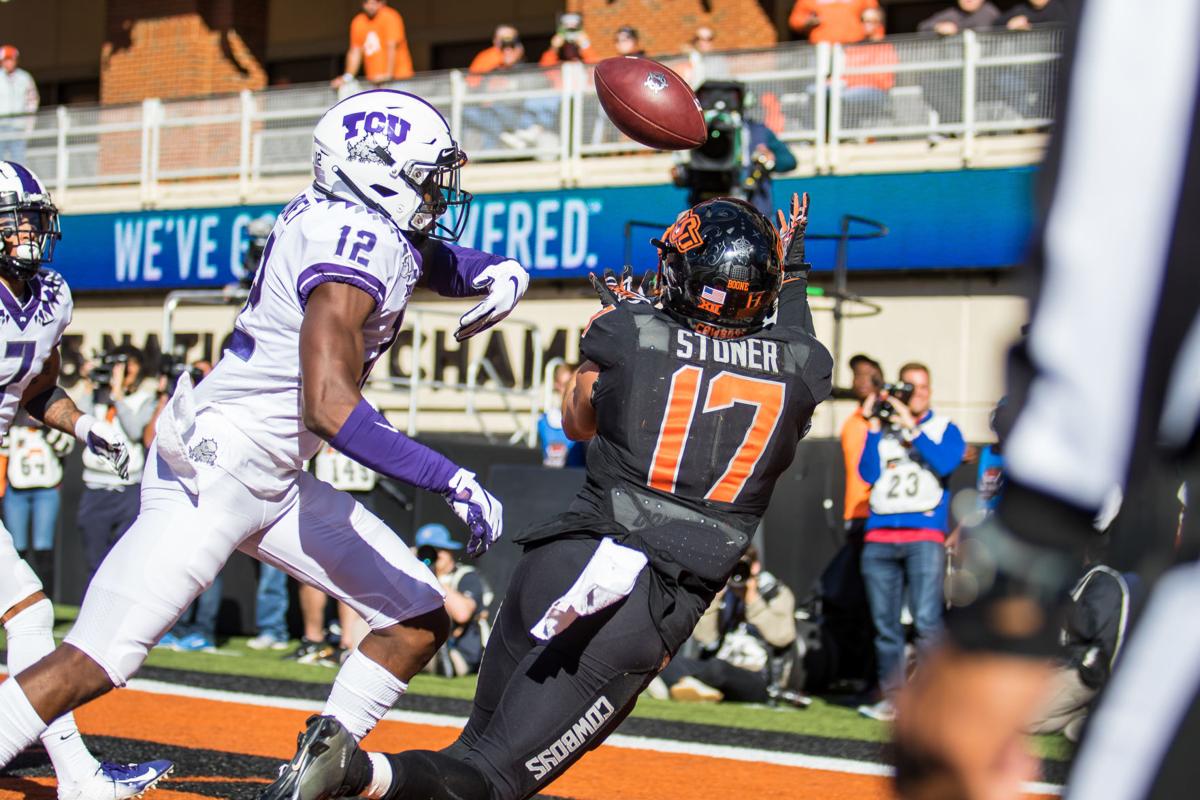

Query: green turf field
[0,606,1073,763]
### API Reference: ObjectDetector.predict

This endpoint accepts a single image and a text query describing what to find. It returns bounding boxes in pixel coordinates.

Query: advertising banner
[56,168,1037,291]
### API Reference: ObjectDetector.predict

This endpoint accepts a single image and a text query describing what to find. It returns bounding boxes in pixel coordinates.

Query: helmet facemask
[400,146,472,242]
[0,192,60,281]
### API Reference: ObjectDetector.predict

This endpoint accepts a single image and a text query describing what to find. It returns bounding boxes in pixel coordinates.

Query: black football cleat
[259,715,362,800]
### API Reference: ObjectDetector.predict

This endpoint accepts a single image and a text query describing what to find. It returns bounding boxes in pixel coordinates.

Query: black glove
[590,266,656,306]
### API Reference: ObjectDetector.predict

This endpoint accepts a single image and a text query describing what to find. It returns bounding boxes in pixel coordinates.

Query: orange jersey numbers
[648,366,787,503]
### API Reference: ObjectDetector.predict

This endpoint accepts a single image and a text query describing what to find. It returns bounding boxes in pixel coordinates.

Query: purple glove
[444,468,503,556]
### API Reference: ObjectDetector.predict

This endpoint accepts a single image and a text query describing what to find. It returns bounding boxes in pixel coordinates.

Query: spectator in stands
[655,547,804,706]
[0,45,38,162]
[1001,0,1072,30]
[2,413,72,595]
[468,25,526,74]
[789,0,879,45]
[842,355,883,547]
[613,26,646,58]
[75,346,155,585]
[415,524,491,676]
[856,362,965,722]
[331,0,414,90]
[841,7,897,127]
[688,26,717,55]
[539,12,599,66]
[918,0,1002,36]
[537,362,586,468]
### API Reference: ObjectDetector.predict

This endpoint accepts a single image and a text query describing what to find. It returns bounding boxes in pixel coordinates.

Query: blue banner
[56,167,1037,292]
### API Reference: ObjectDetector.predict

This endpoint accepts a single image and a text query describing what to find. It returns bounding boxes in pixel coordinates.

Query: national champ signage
[56,167,1038,292]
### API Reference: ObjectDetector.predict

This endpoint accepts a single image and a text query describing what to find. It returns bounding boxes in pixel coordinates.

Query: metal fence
[11,28,1062,203]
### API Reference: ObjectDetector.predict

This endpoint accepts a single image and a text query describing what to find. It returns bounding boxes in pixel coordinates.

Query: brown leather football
[594,56,706,150]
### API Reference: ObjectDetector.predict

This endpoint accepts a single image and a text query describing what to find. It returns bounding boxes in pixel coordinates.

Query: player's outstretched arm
[774,192,816,336]
[561,360,600,441]
[412,236,530,341]
[21,349,130,479]
[300,282,504,556]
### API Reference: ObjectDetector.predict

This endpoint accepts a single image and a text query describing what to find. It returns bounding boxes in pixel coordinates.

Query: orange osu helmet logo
[665,210,704,253]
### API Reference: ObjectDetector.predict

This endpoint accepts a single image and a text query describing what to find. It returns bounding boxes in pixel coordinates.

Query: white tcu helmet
[312,89,472,241]
[0,161,60,280]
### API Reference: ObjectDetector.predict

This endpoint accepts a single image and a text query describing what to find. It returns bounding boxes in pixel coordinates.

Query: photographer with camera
[855,362,964,721]
[413,524,491,677]
[75,345,156,583]
[672,81,796,218]
[538,12,598,66]
[655,546,807,707]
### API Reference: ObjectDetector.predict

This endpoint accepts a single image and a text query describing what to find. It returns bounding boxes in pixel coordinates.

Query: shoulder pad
[298,200,400,247]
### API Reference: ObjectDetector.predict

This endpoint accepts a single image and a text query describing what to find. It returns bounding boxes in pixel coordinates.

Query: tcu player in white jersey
[0,89,530,781]
[0,161,173,798]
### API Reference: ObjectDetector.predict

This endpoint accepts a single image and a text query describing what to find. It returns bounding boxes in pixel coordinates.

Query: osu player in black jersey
[260,195,832,800]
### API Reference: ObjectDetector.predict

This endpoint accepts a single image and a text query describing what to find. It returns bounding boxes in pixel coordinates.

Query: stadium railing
[4,27,1063,204]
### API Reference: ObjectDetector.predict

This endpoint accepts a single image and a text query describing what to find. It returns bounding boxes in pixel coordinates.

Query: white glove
[444,468,504,556]
[75,414,130,481]
[455,260,530,341]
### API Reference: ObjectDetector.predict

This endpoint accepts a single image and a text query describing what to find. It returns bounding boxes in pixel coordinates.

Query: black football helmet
[655,197,782,338]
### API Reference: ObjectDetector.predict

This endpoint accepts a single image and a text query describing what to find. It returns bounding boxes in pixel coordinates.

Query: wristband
[329,399,458,493]
[74,413,96,443]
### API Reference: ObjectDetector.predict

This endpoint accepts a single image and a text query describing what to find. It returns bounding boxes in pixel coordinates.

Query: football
[594,56,707,150]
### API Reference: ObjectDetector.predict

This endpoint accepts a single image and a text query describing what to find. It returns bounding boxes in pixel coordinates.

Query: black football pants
[385,537,668,800]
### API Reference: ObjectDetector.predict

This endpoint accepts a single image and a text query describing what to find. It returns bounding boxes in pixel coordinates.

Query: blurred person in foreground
[415,524,491,677]
[656,546,806,706]
[331,0,414,89]
[856,363,965,721]
[789,0,879,45]
[0,46,38,162]
[256,194,832,800]
[894,1,1200,798]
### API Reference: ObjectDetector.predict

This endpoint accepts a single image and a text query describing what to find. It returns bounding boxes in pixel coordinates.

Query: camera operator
[672,81,797,218]
[414,524,491,676]
[655,546,807,706]
[855,362,964,721]
[75,345,156,583]
[538,12,598,66]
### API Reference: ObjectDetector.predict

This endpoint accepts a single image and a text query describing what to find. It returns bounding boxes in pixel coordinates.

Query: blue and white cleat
[60,760,175,800]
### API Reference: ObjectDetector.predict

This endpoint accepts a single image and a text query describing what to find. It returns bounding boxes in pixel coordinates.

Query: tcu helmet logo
[644,71,669,94]
[341,111,411,145]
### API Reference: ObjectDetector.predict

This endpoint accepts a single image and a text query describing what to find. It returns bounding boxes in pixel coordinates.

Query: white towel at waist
[530,537,649,641]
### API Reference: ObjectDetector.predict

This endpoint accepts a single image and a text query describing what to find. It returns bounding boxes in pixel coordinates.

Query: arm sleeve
[859,430,882,484]
[539,48,559,67]
[392,15,414,79]
[788,0,816,31]
[918,9,952,31]
[745,585,797,648]
[413,237,505,298]
[349,16,366,49]
[774,277,815,335]
[911,421,966,477]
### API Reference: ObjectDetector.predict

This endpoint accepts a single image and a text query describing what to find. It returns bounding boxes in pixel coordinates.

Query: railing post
[962,30,978,164]
[559,63,573,186]
[140,98,161,207]
[238,89,253,202]
[55,105,69,199]
[570,62,585,184]
[449,69,465,142]
[690,50,705,87]
[822,42,837,173]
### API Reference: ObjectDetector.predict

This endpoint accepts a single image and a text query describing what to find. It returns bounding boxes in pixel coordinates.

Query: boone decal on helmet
[0,161,61,281]
[312,89,472,242]
[655,198,783,339]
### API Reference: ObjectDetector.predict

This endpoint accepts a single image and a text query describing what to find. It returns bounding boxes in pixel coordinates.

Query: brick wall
[571,0,778,60]
[101,0,268,105]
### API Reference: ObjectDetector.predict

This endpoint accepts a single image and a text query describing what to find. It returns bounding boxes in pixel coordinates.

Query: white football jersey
[0,270,72,438]
[194,187,420,475]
